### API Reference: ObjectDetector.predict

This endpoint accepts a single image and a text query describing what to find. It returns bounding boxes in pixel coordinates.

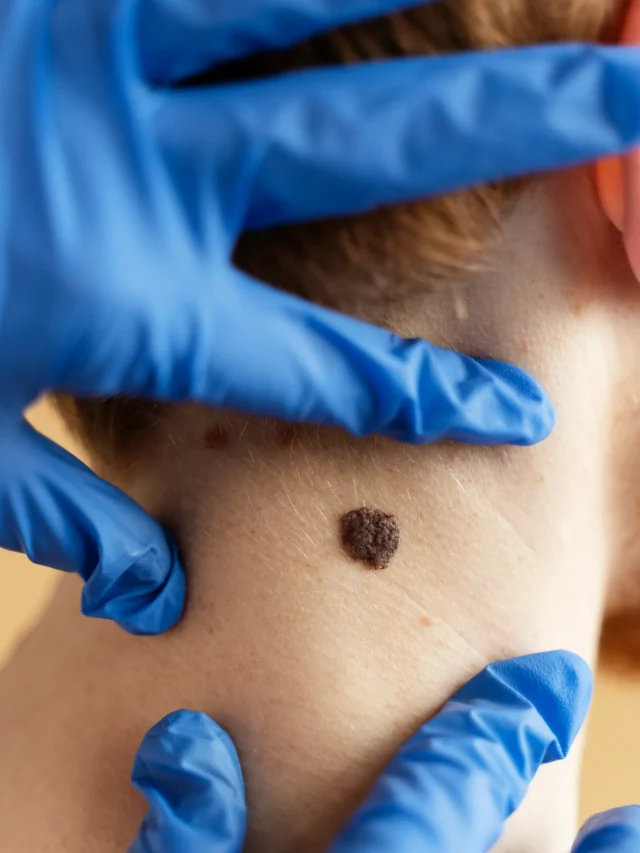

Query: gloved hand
[127,651,623,853]
[573,808,640,853]
[4,0,640,635]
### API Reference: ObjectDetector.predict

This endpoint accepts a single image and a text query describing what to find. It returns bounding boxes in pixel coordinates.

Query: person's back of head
[59,0,624,454]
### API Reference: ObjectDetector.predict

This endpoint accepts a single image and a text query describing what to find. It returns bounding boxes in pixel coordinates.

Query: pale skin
[0,167,639,852]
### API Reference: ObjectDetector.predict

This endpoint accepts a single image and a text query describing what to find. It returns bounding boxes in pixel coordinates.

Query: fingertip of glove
[513,393,556,446]
[82,536,187,636]
[476,358,556,446]
[146,709,238,754]
[573,806,640,852]
[481,651,593,759]
[140,710,244,789]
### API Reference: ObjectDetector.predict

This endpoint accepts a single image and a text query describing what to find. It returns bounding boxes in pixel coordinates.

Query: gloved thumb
[572,806,640,852]
[328,651,592,853]
[129,711,247,853]
[0,420,185,635]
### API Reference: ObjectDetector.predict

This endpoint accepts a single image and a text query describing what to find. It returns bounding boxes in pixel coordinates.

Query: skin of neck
[1,169,639,853]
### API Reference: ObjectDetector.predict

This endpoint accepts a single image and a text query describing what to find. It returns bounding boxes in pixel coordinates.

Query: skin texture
[1,169,640,852]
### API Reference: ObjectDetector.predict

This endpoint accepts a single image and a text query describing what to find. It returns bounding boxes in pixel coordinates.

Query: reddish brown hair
[58,0,624,460]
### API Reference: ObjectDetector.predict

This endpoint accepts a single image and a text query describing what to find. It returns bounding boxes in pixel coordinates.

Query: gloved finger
[159,43,640,229]
[138,0,431,84]
[129,711,246,853]
[328,651,593,853]
[572,807,640,853]
[191,271,555,445]
[59,268,554,446]
[0,420,185,635]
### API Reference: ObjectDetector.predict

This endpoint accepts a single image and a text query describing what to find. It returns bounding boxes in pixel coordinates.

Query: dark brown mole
[203,424,229,450]
[340,507,400,570]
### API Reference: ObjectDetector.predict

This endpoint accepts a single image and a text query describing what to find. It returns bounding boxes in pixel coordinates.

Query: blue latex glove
[129,651,595,852]
[5,0,640,634]
[573,808,640,853]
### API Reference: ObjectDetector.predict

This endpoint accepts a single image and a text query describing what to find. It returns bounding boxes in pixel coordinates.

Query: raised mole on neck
[340,507,400,570]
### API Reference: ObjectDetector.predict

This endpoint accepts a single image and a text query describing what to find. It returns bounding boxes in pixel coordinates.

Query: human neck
[85,175,618,852]
[0,172,631,853]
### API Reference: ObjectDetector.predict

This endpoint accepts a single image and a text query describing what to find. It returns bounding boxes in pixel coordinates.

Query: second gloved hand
[127,651,625,853]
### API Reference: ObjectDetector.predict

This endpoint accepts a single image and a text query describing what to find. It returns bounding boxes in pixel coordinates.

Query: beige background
[1,402,639,822]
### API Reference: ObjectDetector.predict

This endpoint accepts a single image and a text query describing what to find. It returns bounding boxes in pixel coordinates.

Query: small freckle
[278,425,299,448]
[420,616,433,628]
[203,424,229,450]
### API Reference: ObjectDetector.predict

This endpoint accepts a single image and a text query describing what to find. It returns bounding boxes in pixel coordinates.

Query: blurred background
[1,401,639,819]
